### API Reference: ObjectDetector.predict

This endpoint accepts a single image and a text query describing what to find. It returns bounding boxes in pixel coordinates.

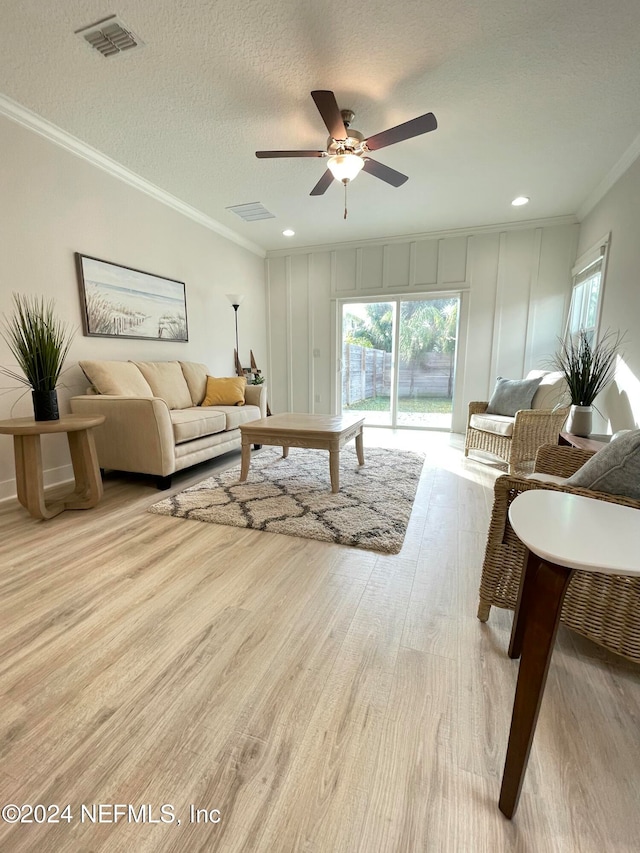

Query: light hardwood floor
[1,432,639,852]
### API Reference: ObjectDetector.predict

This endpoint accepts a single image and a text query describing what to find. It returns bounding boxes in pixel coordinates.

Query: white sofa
[70,360,267,488]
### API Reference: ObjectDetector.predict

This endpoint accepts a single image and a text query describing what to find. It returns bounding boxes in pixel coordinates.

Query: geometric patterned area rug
[148,445,425,554]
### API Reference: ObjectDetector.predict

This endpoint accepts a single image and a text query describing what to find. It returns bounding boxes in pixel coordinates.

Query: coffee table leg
[282,446,289,458]
[355,429,365,466]
[240,436,251,482]
[329,449,339,493]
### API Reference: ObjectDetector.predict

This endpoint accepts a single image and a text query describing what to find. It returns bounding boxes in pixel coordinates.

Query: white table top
[508,490,640,577]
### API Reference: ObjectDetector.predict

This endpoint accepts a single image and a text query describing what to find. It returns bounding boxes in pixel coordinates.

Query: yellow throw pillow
[201,376,246,407]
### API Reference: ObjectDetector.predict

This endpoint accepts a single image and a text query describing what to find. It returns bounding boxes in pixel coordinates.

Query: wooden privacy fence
[342,344,453,405]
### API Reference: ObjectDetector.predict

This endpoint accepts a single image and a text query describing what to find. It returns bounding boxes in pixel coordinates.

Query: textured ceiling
[2,0,640,252]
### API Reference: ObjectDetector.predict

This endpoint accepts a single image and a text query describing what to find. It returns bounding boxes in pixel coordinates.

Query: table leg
[13,434,64,520]
[282,446,289,458]
[65,429,103,508]
[240,436,251,482]
[508,549,539,659]
[329,449,339,493]
[355,429,365,466]
[13,435,29,510]
[499,559,574,818]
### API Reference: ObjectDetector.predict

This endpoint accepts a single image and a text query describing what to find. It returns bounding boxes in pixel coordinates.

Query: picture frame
[76,253,188,342]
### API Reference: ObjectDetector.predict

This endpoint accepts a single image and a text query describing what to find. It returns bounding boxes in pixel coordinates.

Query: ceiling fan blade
[365,112,437,151]
[311,90,348,140]
[256,150,325,158]
[310,169,334,196]
[362,158,409,187]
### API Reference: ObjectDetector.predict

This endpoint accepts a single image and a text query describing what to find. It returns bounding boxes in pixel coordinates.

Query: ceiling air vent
[226,202,275,222]
[75,15,144,57]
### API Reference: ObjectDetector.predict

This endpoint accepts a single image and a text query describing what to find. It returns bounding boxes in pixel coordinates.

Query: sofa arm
[244,384,267,418]
[70,395,176,476]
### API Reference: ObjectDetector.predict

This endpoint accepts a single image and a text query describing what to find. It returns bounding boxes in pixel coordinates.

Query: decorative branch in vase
[0,294,74,421]
[552,329,624,436]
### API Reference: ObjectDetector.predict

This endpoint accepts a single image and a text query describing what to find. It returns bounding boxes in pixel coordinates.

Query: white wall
[0,114,266,498]
[266,222,578,432]
[576,155,640,432]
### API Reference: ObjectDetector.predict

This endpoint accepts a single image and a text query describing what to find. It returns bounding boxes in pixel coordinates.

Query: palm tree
[398,299,458,395]
[343,303,394,352]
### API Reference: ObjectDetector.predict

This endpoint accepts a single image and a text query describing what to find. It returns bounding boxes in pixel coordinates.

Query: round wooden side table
[499,489,640,818]
[0,414,106,520]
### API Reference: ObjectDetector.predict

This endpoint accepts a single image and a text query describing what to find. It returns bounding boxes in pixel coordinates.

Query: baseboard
[0,463,75,504]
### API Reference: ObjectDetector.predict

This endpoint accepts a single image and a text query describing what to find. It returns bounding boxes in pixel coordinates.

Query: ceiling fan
[255,90,438,198]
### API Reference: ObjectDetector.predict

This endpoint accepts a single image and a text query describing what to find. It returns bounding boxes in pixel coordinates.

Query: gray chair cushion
[486,376,542,417]
[567,429,640,499]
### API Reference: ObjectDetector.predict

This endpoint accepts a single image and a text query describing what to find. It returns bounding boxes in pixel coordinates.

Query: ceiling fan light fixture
[327,153,364,183]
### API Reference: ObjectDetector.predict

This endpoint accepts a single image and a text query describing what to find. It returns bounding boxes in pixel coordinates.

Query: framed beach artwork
[76,254,188,341]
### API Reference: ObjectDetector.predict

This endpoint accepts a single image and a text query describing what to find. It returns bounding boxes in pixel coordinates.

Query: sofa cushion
[170,408,227,444]
[179,361,209,406]
[469,413,515,437]
[567,429,640,499]
[206,404,260,431]
[79,360,153,397]
[526,370,568,410]
[486,376,542,416]
[202,376,246,407]
[133,361,193,409]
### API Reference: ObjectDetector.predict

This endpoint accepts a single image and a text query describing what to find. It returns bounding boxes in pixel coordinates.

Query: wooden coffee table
[239,413,365,493]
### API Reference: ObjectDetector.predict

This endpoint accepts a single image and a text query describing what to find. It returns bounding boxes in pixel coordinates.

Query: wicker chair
[478,444,640,663]
[465,402,569,474]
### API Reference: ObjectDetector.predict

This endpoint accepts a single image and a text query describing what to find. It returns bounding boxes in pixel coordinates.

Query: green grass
[345,395,452,413]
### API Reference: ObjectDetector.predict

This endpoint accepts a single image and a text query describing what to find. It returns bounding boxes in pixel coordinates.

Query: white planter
[566,405,592,437]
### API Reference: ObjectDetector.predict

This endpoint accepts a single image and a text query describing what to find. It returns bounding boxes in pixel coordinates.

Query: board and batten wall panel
[462,233,501,410]
[309,252,333,410]
[266,256,289,415]
[414,240,439,286]
[290,254,310,414]
[266,222,579,432]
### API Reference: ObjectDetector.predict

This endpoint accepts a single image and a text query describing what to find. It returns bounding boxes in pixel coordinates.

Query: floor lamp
[226,293,244,376]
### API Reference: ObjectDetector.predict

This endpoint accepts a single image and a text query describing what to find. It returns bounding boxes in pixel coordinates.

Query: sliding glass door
[341,301,395,426]
[341,296,459,430]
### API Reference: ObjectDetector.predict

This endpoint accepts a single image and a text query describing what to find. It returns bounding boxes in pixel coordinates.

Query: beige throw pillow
[526,370,568,410]
[79,360,153,397]
[179,361,209,406]
[133,361,193,409]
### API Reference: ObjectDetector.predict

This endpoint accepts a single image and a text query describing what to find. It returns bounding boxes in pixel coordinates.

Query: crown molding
[266,214,579,257]
[577,131,640,222]
[0,93,265,258]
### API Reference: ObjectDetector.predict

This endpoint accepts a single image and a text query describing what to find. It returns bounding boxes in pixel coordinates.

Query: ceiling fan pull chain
[344,180,348,220]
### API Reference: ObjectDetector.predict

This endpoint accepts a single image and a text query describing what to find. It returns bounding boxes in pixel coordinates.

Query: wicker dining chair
[478,443,640,663]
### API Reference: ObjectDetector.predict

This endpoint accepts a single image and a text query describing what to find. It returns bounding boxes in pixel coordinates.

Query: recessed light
[511,196,530,207]
[282,229,295,237]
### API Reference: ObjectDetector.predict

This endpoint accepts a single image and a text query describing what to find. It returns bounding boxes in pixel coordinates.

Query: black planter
[32,389,59,421]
